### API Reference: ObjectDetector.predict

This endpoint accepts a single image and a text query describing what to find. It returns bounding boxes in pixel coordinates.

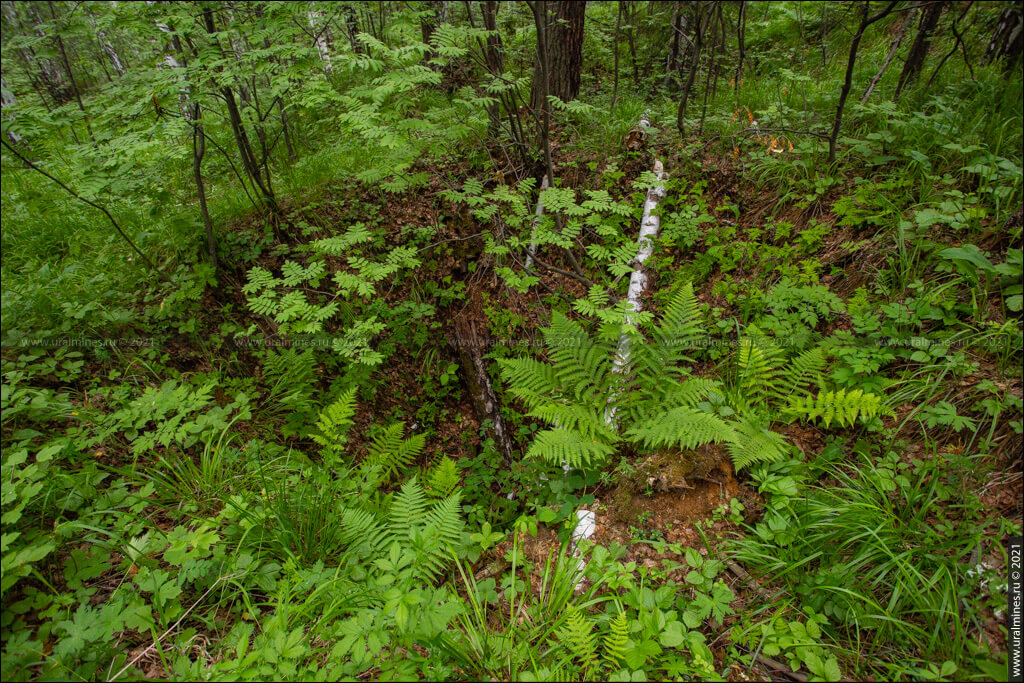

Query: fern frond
[626,406,735,451]
[528,402,616,440]
[557,607,598,674]
[736,328,783,403]
[366,423,425,479]
[426,457,461,498]
[498,357,564,405]
[603,611,629,669]
[784,388,892,428]
[773,345,828,404]
[412,492,464,581]
[310,388,357,454]
[543,312,615,401]
[726,417,790,470]
[652,282,705,364]
[388,478,430,532]
[338,506,388,559]
[526,428,618,469]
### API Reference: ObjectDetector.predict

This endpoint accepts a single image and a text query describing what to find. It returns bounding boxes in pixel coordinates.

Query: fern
[603,611,630,669]
[735,326,783,406]
[310,388,357,456]
[784,388,892,428]
[726,417,791,470]
[426,457,461,498]
[526,428,618,469]
[557,607,598,675]
[499,284,787,471]
[626,407,735,451]
[263,347,316,408]
[363,423,426,482]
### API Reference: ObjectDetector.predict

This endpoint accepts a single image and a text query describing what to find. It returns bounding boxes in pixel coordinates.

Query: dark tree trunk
[829,1,899,163]
[664,1,681,90]
[676,3,705,136]
[894,1,946,102]
[735,0,746,99]
[861,8,915,104]
[47,1,94,143]
[202,8,278,214]
[343,4,363,53]
[531,0,586,110]
[612,1,622,106]
[480,0,504,134]
[529,0,555,182]
[191,103,216,270]
[987,5,1023,76]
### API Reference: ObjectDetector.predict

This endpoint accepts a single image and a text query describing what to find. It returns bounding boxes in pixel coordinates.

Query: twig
[108,574,235,681]
[1,137,171,283]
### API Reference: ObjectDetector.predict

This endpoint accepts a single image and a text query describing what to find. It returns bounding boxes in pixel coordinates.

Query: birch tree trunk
[308,8,333,72]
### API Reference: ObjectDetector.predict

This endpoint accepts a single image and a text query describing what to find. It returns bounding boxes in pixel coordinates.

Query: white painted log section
[523,174,549,270]
[571,509,596,589]
[578,115,664,587]
[604,114,665,427]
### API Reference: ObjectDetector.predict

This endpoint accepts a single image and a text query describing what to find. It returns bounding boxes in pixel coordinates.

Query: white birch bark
[523,174,549,270]
[87,8,126,77]
[604,115,665,427]
[578,116,663,587]
[155,22,192,121]
[308,8,333,72]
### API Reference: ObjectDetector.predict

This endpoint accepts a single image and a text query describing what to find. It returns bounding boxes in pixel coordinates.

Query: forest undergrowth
[2,2,1022,681]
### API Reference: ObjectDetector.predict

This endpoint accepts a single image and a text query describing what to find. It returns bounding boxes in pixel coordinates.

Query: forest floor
[115,133,1021,678]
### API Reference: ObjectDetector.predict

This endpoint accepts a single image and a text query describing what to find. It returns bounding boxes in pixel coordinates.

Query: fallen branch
[523,174,548,270]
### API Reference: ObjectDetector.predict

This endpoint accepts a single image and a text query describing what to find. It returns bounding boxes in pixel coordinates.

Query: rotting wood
[452,296,516,468]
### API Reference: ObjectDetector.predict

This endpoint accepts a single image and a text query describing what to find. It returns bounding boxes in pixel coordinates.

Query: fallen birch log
[605,116,666,427]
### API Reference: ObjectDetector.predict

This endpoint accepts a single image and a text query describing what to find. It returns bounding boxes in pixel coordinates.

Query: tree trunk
[986,5,1023,76]
[861,8,914,104]
[664,1,681,90]
[530,0,586,110]
[828,1,899,163]
[202,8,278,214]
[524,175,549,270]
[192,103,216,270]
[893,1,945,103]
[87,7,126,77]
[2,77,23,143]
[47,2,94,143]
[735,0,745,99]
[529,0,555,183]
[612,1,622,107]
[308,9,334,72]
[480,0,504,134]
[607,115,665,427]
[676,3,705,136]
[343,5,363,53]
[625,1,639,83]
